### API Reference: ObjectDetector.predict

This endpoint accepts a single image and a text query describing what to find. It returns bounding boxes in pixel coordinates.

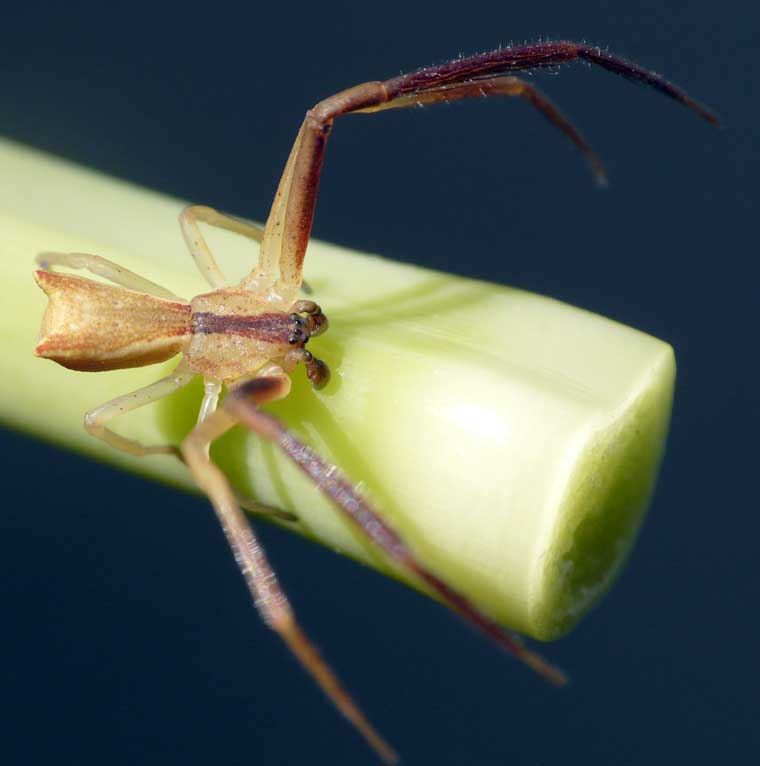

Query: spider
[33,41,716,764]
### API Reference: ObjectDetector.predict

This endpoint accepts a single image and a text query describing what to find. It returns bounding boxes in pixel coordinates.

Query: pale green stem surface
[0,138,674,641]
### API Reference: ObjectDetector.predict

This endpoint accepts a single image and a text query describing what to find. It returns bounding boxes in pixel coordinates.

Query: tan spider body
[36,223,328,384]
[33,41,716,764]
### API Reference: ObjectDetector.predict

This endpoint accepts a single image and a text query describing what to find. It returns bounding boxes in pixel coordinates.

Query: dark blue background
[2,2,756,764]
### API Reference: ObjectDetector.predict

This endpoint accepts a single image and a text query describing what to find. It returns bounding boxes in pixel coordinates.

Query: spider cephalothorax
[182,291,329,384]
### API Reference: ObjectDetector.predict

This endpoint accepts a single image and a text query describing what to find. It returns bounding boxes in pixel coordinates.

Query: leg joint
[83,410,100,433]
[309,81,389,122]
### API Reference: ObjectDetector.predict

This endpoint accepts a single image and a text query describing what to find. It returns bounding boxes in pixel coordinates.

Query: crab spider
[33,41,716,764]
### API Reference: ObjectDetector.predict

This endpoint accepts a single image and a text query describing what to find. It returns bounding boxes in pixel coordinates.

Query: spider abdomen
[34,270,191,371]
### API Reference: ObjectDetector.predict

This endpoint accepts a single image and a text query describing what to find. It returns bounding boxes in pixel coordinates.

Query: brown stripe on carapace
[192,311,294,343]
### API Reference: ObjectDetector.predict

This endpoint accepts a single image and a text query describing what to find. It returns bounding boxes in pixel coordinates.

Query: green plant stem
[0,138,674,640]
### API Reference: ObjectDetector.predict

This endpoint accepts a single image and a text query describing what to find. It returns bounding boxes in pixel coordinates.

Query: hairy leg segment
[259,41,718,296]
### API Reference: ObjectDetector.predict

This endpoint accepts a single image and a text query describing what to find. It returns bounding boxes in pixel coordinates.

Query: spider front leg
[358,75,607,183]
[254,41,716,299]
[256,76,600,297]
[181,372,398,765]
[224,382,568,686]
